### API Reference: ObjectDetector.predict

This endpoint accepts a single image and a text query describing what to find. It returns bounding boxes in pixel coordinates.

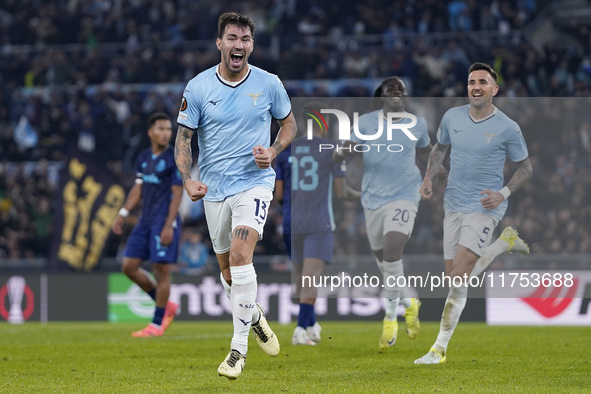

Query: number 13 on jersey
[291,156,319,191]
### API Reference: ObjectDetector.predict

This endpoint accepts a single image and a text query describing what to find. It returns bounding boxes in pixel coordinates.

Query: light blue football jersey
[352,110,430,210]
[437,105,528,220]
[177,65,292,201]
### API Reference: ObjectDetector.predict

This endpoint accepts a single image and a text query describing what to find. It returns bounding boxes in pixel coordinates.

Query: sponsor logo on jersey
[142,174,161,184]
[156,159,166,173]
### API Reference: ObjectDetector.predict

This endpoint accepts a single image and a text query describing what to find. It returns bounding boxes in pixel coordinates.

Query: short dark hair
[218,12,255,39]
[468,62,498,82]
[147,112,171,128]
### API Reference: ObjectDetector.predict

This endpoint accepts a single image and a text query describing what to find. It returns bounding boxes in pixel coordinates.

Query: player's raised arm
[174,125,207,201]
[420,142,449,200]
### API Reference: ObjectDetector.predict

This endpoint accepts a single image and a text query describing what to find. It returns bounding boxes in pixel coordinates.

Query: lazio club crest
[483,132,498,144]
[247,93,263,106]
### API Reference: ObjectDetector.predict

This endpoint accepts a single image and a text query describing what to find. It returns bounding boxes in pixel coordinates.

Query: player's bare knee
[151,263,170,282]
[382,233,408,262]
[382,249,403,262]
[229,227,256,266]
[121,261,137,277]
[121,264,128,275]
[229,248,252,266]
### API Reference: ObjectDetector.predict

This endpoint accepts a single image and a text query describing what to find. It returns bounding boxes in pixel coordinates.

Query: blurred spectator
[0,160,58,258]
[176,228,211,275]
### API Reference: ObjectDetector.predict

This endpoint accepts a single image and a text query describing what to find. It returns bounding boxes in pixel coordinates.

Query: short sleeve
[172,168,182,186]
[437,110,451,145]
[177,81,201,130]
[416,117,431,148]
[269,74,292,120]
[505,123,529,162]
[135,152,144,177]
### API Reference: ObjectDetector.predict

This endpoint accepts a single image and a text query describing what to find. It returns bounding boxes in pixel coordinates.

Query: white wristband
[118,207,129,217]
[498,186,511,200]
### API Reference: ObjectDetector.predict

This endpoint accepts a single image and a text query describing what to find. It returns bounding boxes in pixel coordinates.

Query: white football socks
[400,294,412,309]
[221,270,260,323]
[470,237,510,278]
[384,298,401,321]
[433,283,468,354]
[229,264,257,355]
[220,271,231,299]
[397,261,412,309]
[382,260,403,320]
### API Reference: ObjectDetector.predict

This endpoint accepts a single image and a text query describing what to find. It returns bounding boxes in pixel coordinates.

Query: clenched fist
[184,179,207,201]
[253,145,274,169]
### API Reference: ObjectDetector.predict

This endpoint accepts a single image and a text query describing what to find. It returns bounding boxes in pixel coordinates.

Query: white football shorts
[204,186,273,254]
[443,211,499,260]
[364,200,418,251]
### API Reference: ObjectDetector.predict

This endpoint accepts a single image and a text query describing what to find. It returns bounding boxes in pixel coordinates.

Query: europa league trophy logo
[7,276,26,324]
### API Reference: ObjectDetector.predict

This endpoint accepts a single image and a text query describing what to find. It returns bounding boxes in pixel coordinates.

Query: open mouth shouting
[230,52,245,70]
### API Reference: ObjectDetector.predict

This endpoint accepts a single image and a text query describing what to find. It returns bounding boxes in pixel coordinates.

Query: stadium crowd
[1,0,591,263]
[2,0,588,97]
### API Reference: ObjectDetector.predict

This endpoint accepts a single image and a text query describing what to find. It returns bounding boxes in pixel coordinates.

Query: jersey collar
[469,106,497,123]
[151,145,171,158]
[216,65,251,88]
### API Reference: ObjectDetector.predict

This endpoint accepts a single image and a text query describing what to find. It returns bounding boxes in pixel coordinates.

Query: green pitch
[1,321,589,393]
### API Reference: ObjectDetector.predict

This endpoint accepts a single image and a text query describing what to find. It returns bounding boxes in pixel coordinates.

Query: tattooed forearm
[272,112,297,156]
[233,227,249,241]
[426,143,449,180]
[271,140,285,155]
[174,125,195,185]
[506,157,533,194]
